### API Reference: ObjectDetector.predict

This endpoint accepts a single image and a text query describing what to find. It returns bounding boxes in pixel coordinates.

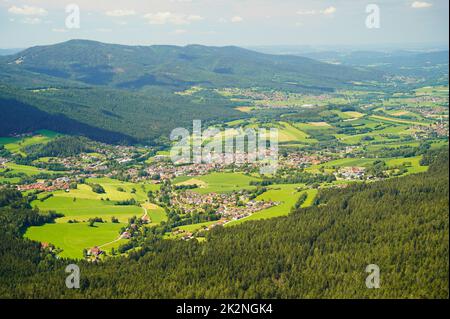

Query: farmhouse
[88,246,103,256]
[141,215,151,223]
[336,167,366,180]
[0,157,8,167]
[121,231,131,239]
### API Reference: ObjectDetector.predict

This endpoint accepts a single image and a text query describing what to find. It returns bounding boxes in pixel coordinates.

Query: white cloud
[172,29,187,34]
[297,6,336,16]
[22,17,42,24]
[143,12,203,25]
[323,6,337,15]
[411,1,432,9]
[188,15,203,22]
[96,28,112,32]
[297,10,317,16]
[105,9,136,17]
[231,16,243,23]
[8,5,47,16]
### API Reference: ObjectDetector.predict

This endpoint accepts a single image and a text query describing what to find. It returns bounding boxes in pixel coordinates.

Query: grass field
[32,196,144,223]
[0,176,20,183]
[164,221,217,239]
[142,202,167,225]
[235,106,253,113]
[3,162,54,176]
[370,115,428,127]
[277,122,317,144]
[55,178,159,202]
[1,130,59,156]
[312,155,428,175]
[175,178,208,188]
[25,222,125,259]
[335,122,411,144]
[415,85,449,97]
[228,186,318,225]
[334,110,365,120]
[176,172,260,194]
[385,156,428,174]
[26,178,166,259]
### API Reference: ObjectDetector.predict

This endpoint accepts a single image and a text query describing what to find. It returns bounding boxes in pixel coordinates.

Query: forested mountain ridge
[0,83,241,144]
[0,149,447,299]
[1,39,381,90]
[0,40,384,144]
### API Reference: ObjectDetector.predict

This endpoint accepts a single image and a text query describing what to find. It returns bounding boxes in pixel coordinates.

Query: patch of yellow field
[176,178,208,188]
[390,111,409,116]
[343,111,364,118]
[308,122,331,127]
[235,106,253,113]
[175,86,203,96]
[142,202,162,210]
[370,115,425,126]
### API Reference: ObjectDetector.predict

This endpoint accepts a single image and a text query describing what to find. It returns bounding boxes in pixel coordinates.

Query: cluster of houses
[171,190,278,221]
[217,200,277,219]
[218,88,289,102]
[0,157,8,168]
[335,167,366,180]
[146,162,216,180]
[38,154,107,172]
[87,246,104,259]
[146,148,279,182]
[17,177,71,192]
[411,122,449,139]
[172,219,230,241]
[33,144,140,173]
[282,153,331,167]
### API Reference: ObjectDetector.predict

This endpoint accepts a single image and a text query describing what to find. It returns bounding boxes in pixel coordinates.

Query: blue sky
[0,0,448,49]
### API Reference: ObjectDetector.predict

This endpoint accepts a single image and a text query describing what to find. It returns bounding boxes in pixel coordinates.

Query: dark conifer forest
[0,149,448,299]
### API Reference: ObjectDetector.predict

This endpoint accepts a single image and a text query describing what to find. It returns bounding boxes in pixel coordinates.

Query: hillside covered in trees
[0,40,383,144]
[0,149,448,299]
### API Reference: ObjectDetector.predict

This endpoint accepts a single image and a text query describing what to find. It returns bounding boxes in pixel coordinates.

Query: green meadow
[142,202,168,226]
[370,115,429,127]
[25,178,165,259]
[309,155,428,175]
[165,221,217,239]
[25,222,126,259]
[3,162,54,175]
[176,172,260,194]
[2,130,59,156]
[277,122,317,144]
[57,178,159,201]
[385,156,428,174]
[33,196,143,223]
[228,186,318,226]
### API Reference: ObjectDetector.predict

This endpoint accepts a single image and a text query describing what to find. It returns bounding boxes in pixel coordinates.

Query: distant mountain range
[0,39,384,144]
[0,39,380,90]
[251,46,449,79]
[300,50,449,67]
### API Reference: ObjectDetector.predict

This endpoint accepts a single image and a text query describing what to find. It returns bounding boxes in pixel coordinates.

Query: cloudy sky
[0,0,448,49]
